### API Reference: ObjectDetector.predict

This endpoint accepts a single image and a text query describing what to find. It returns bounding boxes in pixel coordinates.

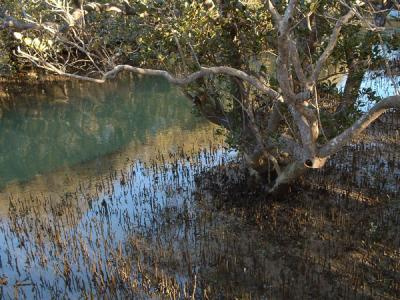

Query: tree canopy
[1,0,399,191]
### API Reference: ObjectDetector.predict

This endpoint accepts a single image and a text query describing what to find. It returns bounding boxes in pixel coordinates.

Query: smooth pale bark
[319,96,400,158]
[270,161,307,193]
[16,53,283,101]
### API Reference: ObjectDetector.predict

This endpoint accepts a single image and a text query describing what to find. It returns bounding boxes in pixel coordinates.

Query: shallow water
[0,75,236,299]
[0,68,398,299]
[0,76,216,214]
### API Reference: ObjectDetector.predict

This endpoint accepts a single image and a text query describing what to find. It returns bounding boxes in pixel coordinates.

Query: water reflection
[0,56,398,299]
[0,75,216,215]
[0,145,236,299]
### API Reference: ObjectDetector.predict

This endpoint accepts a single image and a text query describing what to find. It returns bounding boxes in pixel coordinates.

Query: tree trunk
[336,63,364,113]
[270,161,308,193]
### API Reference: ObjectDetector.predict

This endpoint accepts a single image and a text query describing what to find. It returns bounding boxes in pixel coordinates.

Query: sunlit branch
[319,96,400,158]
[266,0,281,23]
[17,49,283,101]
[289,40,309,87]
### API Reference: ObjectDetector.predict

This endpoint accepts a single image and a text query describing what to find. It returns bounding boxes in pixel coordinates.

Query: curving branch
[17,48,283,101]
[106,65,283,101]
[319,96,400,158]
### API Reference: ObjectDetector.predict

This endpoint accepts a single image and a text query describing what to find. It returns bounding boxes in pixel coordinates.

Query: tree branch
[17,48,283,101]
[280,0,298,35]
[266,0,281,23]
[266,102,283,134]
[311,9,355,83]
[274,1,299,102]
[289,39,310,87]
[0,16,39,31]
[319,96,400,158]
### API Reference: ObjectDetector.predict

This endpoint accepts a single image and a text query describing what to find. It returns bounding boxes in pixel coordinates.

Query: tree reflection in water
[0,75,202,190]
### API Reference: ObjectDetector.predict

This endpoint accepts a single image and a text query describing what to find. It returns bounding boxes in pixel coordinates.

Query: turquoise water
[0,76,234,299]
[0,76,200,190]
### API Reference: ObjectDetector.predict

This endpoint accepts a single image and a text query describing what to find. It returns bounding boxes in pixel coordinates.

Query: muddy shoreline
[192,113,399,299]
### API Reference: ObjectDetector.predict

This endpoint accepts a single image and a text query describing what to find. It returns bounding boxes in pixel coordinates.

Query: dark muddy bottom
[196,164,399,299]
[193,112,400,299]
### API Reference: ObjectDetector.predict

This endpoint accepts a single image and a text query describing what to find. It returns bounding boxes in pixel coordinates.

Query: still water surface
[0,76,232,299]
[0,69,398,299]
[0,76,217,215]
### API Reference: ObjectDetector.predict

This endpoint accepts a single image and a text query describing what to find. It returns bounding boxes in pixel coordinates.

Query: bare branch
[270,161,306,192]
[266,102,282,134]
[289,39,310,87]
[266,0,281,23]
[280,0,298,35]
[273,1,300,103]
[312,9,355,83]
[340,1,380,31]
[319,96,400,158]
[290,105,318,158]
[17,48,283,101]
[202,67,282,100]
